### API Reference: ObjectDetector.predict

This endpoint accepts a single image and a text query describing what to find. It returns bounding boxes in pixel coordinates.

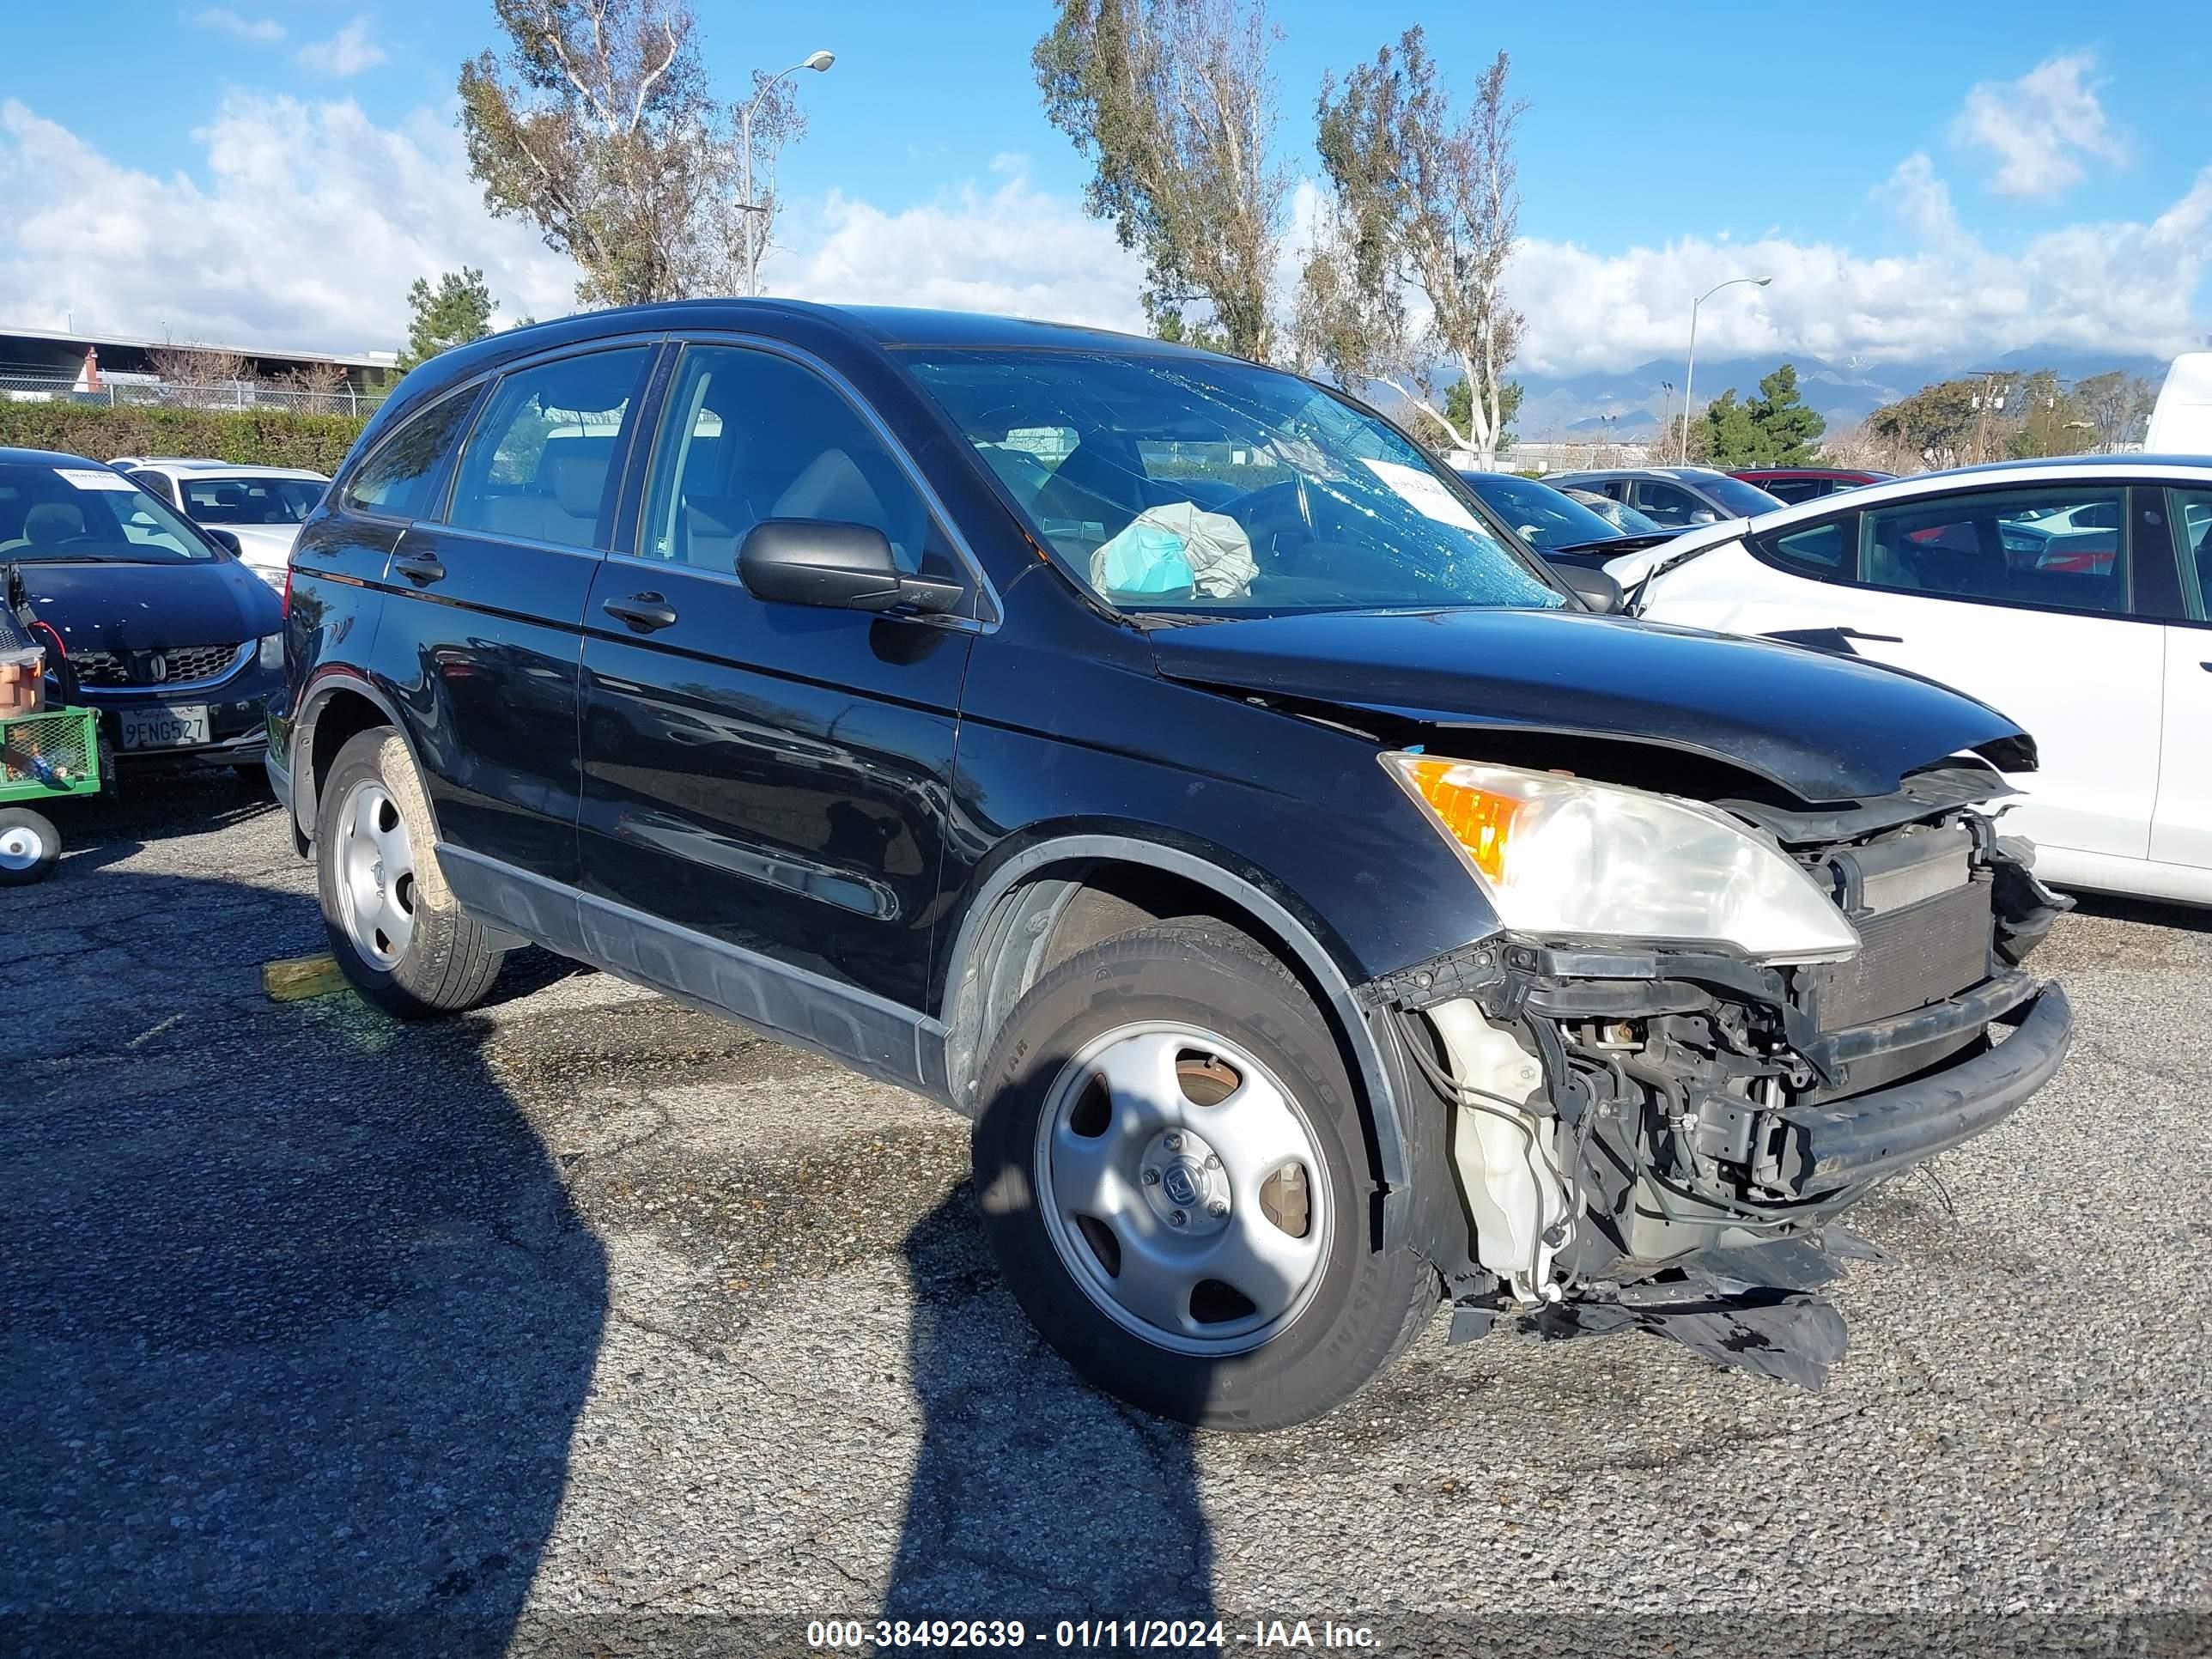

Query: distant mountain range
[1512,348,2172,441]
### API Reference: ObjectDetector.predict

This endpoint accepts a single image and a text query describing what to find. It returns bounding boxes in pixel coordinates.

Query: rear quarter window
[342,386,483,520]
[1753,514,1854,577]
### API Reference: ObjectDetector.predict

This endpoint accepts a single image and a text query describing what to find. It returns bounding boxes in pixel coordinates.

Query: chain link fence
[0,371,385,418]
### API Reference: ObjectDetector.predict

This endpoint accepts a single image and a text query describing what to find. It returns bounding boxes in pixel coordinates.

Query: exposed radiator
[1812,877,1995,1030]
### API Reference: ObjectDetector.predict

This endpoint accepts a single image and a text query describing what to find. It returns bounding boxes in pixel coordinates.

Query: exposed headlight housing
[1382,754,1860,963]
[258,631,284,672]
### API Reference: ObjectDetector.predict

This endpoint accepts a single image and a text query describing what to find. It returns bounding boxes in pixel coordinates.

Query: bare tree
[1304,28,1527,467]
[1820,420,1899,471]
[459,0,806,306]
[2074,370,2159,453]
[1035,0,1288,362]
[148,345,258,409]
[273,360,353,415]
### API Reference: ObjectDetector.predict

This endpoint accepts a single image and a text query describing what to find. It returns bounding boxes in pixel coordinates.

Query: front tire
[315,726,504,1018]
[0,807,61,884]
[972,921,1436,1430]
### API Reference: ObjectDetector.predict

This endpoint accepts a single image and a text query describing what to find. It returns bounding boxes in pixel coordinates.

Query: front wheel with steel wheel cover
[315,726,504,1018]
[0,807,61,885]
[972,921,1437,1430]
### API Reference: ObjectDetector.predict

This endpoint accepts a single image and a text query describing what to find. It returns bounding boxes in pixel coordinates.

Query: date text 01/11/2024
[805,1619,1379,1650]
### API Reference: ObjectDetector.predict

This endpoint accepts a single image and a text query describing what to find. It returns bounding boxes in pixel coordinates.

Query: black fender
[288,667,428,845]
[936,831,1419,1249]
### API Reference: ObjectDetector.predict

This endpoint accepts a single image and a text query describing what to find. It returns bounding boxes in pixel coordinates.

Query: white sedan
[1607,456,2212,907]
[112,459,330,592]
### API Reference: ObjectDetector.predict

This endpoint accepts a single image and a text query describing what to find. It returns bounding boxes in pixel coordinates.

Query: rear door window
[1856,487,2129,616]
[343,388,483,520]
[1628,479,1714,528]
[445,349,653,551]
[1762,477,1832,506]
[125,469,179,507]
[2164,488,2212,620]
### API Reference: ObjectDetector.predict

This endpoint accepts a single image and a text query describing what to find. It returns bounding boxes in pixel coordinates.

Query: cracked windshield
[905,349,1565,615]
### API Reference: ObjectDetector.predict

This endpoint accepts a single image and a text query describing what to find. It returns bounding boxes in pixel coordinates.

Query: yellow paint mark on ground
[261,953,349,1002]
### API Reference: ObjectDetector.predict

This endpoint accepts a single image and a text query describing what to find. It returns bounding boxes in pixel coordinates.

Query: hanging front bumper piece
[1360,796,2075,1389]
[1773,981,2069,1195]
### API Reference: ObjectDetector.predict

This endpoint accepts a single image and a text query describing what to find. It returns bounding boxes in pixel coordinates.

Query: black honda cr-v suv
[269,302,2073,1429]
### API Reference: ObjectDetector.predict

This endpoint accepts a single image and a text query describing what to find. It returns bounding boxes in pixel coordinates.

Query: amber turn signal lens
[1402,757,1522,882]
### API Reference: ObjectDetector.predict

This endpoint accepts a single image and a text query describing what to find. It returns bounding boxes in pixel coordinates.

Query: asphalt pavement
[2,775,2206,1657]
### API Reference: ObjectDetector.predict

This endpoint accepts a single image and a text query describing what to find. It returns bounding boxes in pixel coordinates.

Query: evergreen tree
[1695,363,1825,466]
[398,268,499,371]
[1746,363,1825,463]
[1697,389,1763,466]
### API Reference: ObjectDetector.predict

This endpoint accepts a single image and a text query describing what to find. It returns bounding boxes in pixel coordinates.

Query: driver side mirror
[1551,562,1625,614]
[738,520,962,617]
[202,526,242,556]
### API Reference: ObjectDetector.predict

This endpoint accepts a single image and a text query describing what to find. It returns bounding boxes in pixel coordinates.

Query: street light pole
[738,49,835,298]
[1680,275,1771,465]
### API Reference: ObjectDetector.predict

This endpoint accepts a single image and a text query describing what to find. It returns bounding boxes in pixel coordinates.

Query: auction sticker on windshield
[1359,458,1482,530]
[56,467,139,491]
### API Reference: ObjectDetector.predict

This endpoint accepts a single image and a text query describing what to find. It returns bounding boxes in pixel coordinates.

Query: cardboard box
[0,648,46,717]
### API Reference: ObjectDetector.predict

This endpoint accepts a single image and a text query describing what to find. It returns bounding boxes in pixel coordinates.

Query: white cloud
[185,7,283,43]
[3,93,2200,389]
[295,18,386,78]
[773,160,1146,331]
[1501,153,2212,377]
[1952,50,2125,199]
[0,95,578,351]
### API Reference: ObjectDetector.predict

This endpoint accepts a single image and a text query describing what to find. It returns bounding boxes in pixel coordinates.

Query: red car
[1728,467,1893,505]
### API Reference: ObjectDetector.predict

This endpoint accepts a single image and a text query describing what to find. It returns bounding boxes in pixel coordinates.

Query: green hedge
[0,401,370,472]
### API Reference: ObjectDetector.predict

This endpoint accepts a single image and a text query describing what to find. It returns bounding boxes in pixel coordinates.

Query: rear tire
[0,808,61,884]
[972,921,1436,1431]
[315,726,504,1018]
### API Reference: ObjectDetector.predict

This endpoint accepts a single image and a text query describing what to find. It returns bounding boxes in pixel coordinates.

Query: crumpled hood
[1146,606,2029,804]
[19,557,283,655]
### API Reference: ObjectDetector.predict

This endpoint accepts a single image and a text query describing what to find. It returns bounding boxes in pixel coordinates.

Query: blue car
[1455,468,1682,569]
[1,447,284,777]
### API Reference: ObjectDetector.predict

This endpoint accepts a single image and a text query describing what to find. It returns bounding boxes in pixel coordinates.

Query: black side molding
[1774,983,2071,1195]
[435,844,954,1107]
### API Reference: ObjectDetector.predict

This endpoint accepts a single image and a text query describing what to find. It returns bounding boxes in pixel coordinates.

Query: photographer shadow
[886,1164,1219,1627]
[0,863,605,1655]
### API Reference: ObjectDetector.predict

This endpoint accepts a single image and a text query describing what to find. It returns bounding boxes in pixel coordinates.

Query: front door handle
[392,551,446,585]
[603,593,679,633]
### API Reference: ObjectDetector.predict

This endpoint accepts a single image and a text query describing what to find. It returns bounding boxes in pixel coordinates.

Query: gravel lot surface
[3,775,2207,1656]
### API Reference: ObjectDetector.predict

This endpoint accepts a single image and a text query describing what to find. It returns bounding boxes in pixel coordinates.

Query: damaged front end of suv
[1363,749,2073,1387]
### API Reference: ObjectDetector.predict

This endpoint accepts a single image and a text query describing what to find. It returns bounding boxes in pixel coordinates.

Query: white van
[2148,353,2212,453]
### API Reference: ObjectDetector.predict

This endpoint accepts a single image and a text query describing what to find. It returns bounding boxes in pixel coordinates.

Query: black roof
[373,299,1228,430]
[436,299,1200,373]
[0,447,100,468]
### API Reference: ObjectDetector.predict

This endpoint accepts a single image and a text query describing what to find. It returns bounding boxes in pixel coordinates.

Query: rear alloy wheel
[0,807,61,885]
[315,726,504,1018]
[973,921,1437,1430]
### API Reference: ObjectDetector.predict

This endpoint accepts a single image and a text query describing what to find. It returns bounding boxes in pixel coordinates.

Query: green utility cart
[0,703,101,884]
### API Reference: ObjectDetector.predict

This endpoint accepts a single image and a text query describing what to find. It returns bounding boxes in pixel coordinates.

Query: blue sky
[3,0,2209,382]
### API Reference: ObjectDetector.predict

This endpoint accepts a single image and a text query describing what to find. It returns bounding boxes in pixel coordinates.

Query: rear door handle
[391,551,446,585]
[602,593,678,633]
